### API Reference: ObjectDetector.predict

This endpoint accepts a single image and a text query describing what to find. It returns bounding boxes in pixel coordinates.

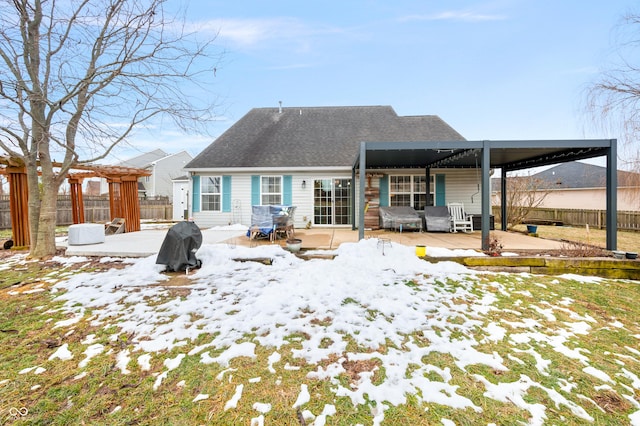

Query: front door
[313,178,352,225]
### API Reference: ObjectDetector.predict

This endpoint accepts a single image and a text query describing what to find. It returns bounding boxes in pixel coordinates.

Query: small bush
[558,241,608,257]
[484,234,503,256]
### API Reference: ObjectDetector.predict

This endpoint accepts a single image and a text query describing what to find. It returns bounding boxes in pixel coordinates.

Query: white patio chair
[447,202,473,233]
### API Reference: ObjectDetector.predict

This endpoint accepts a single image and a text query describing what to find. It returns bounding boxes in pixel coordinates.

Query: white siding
[99,178,108,196]
[291,173,316,228]
[441,169,483,214]
[378,168,482,214]
[191,168,483,228]
[192,172,359,229]
[99,151,192,200]
[192,174,251,228]
[151,151,193,201]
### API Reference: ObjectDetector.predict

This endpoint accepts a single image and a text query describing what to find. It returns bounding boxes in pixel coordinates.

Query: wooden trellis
[68,176,85,224]
[0,156,150,247]
[6,166,30,248]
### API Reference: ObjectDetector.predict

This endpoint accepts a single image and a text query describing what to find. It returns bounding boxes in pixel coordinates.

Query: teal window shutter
[435,174,446,206]
[379,175,389,207]
[251,175,260,205]
[192,175,200,213]
[222,175,232,212]
[283,175,292,205]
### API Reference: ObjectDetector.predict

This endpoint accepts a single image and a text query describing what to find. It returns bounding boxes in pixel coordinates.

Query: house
[85,180,101,196]
[184,105,486,229]
[100,149,193,202]
[531,161,639,211]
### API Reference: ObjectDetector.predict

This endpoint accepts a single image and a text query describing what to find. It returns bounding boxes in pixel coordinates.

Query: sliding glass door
[313,178,351,225]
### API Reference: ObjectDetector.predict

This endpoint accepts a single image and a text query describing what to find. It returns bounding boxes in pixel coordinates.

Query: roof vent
[278,101,282,113]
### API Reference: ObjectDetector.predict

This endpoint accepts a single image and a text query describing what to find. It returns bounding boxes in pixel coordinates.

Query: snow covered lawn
[1,239,639,425]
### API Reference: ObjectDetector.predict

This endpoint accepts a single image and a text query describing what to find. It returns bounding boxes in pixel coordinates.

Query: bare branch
[583,8,640,168]
[0,0,223,257]
[495,174,552,229]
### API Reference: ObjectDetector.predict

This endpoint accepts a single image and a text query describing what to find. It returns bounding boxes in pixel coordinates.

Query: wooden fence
[0,195,172,229]
[2,195,639,231]
[491,206,640,232]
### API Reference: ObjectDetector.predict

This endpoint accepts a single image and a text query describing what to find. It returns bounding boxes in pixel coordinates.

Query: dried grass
[557,240,609,257]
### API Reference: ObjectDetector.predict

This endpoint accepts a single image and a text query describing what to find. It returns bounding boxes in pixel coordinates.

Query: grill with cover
[156,221,203,272]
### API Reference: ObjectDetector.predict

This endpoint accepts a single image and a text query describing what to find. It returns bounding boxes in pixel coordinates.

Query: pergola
[352,139,618,251]
[0,156,151,248]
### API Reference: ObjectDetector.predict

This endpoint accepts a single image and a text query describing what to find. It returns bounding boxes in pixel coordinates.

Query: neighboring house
[85,180,101,196]
[531,161,640,211]
[100,149,193,202]
[184,105,486,229]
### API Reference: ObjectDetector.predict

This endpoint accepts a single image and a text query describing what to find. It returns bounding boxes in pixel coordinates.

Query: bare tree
[0,0,222,258]
[495,174,551,230]
[584,10,640,171]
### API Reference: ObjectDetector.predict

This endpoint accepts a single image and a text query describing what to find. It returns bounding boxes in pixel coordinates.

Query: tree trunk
[30,179,59,258]
[25,157,41,253]
[0,0,221,258]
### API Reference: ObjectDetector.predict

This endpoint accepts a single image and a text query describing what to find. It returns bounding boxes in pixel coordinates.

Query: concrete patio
[60,225,567,258]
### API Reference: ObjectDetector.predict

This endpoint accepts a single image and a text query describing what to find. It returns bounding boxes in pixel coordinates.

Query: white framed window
[390,175,431,210]
[390,175,412,207]
[261,176,282,205]
[201,176,221,211]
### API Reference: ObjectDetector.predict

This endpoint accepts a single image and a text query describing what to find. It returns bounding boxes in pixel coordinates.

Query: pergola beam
[480,141,491,251]
[355,139,618,251]
[606,141,617,250]
[7,166,29,248]
[68,176,85,224]
[0,156,151,247]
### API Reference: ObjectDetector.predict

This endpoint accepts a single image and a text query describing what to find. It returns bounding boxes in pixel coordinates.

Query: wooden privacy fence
[0,195,171,229]
[491,206,640,232]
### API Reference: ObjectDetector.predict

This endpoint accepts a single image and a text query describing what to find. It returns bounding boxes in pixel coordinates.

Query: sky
[4,232,639,424]
[112,0,640,163]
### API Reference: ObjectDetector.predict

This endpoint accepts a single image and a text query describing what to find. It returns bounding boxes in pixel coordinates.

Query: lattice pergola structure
[353,139,618,251]
[0,156,151,248]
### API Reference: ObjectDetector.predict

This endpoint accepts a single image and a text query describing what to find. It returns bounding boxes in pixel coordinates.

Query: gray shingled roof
[534,161,638,189]
[119,149,168,168]
[186,106,466,169]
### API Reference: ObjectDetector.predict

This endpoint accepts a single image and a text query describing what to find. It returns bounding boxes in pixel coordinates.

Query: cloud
[193,17,342,49]
[266,63,315,70]
[562,66,599,75]
[399,9,507,23]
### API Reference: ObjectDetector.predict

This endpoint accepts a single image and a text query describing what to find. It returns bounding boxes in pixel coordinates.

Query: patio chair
[378,206,422,232]
[105,218,125,235]
[423,206,451,232]
[247,205,296,242]
[447,202,473,233]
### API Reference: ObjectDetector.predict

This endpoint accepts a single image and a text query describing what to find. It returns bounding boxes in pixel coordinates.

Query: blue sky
[114,0,638,162]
